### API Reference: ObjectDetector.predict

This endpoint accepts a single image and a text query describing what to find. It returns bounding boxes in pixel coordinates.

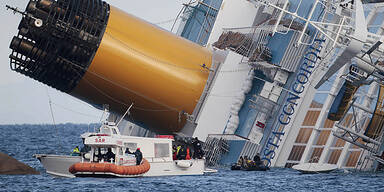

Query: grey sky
[0,0,187,124]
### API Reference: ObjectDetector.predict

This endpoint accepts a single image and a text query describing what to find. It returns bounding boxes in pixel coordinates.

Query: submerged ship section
[174,0,384,171]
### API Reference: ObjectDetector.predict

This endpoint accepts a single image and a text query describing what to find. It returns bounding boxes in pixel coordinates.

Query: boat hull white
[34,154,207,178]
[34,154,81,178]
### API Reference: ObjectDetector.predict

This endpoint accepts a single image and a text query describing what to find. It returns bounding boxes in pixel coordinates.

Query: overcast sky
[0,0,187,124]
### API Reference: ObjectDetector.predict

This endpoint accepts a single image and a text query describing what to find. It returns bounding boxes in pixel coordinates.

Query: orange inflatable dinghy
[69,158,150,176]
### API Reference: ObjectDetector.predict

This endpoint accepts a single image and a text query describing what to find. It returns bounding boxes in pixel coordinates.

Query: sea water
[1,124,384,192]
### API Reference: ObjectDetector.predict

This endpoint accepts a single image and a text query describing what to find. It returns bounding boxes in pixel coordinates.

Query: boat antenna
[99,104,109,123]
[116,103,134,127]
[45,86,63,153]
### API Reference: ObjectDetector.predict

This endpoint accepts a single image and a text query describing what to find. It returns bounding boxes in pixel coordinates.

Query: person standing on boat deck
[80,138,91,153]
[135,148,143,165]
[186,147,191,160]
[71,146,80,156]
[176,145,182,160]
[95,148,103,162]
[80,145,90,154]
[105,148,115,163]
[192,137,203,159]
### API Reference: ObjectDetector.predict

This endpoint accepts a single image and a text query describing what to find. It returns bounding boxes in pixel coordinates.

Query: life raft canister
[69,158,150,175]
[175,160,193,168]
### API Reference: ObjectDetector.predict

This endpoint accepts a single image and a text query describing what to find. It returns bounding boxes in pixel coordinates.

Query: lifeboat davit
[69,159,150,176]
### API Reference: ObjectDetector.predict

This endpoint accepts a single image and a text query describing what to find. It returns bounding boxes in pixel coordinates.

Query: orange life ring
[69,158,150,176]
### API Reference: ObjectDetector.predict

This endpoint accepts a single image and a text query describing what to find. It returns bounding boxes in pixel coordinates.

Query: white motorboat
[34,122,210,178]
[292,163,338,174]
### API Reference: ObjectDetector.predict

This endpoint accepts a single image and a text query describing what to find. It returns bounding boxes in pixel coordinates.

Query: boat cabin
[83,131,173,165]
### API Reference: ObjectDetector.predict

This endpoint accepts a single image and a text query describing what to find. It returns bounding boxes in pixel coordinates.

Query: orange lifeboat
[69,158,150,176]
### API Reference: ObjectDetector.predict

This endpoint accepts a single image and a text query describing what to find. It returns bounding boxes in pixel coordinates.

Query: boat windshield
[100,127,112,135]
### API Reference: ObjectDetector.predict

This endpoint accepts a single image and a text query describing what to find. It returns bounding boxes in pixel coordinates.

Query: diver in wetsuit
[254,153,262,166]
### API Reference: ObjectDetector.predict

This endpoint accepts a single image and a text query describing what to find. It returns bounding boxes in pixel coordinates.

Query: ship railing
[252,0,356,48]
[203,134,247,167]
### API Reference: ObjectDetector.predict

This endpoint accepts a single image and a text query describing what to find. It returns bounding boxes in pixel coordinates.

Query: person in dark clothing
[80,138,91,154]
[253,153,261,162]
[105,148,115,163]
[94,148,103,162]
[253,153,262,166]
[178,145,187,160]
[134,148,143,165]
[238,156,244,166]
[192,137,204,159]
[80,144,91,155]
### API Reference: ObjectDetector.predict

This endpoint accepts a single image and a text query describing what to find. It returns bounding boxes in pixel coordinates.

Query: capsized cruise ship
[7,0,384,171]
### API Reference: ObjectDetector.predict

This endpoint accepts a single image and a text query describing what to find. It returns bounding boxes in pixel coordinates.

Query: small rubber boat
[292,163,338,174]
[230,163,269,171]
[230,164,241,170]
[243,164,269,171]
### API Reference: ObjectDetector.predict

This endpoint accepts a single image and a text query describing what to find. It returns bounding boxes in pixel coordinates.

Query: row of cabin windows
[113,142,170,158]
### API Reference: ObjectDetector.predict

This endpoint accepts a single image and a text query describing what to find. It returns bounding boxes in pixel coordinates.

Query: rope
[154,18,178,25]
[62,58,178,112]
[45,86,63,153]
[49,101,101,119]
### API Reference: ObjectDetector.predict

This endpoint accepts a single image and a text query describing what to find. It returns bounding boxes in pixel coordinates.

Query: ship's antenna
[116,103,134,127]
[6,5,27,16]
[6,5,44,28]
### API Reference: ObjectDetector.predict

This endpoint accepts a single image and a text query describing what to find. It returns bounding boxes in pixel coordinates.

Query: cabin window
[101,127,111,135]
[124,143,137,151]
[154,143,170,158]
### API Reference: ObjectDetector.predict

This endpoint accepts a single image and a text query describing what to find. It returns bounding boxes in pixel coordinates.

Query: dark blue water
[1,124,384,192]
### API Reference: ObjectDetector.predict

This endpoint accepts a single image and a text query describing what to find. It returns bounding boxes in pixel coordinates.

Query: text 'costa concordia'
[9,0,213,133]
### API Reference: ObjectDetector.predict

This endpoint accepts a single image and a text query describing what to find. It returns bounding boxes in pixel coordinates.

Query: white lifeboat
[292,163,338,174]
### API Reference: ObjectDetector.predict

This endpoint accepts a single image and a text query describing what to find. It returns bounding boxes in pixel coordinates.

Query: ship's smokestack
[9,0,213,133]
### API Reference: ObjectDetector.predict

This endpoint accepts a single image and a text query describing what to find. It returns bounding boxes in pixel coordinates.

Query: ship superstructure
[173,0,384,171]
